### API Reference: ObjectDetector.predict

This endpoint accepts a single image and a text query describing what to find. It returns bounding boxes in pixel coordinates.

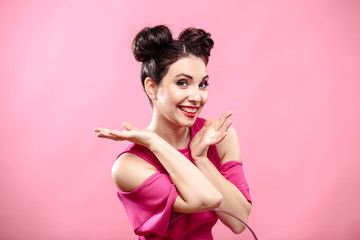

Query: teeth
[180,107,196,113]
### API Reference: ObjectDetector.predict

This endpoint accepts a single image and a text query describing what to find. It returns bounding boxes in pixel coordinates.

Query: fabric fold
[218,160,252,203]
[115,118,252,239]
[117,172,178,239]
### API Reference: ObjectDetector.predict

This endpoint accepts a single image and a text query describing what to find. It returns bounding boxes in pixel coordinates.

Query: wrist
[193,156,211,169]
[147,133,162,152]
[192,155,209,164]
[191,145,209,162]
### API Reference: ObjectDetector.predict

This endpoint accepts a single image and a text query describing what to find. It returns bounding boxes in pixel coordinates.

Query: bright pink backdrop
[1,1,359,239]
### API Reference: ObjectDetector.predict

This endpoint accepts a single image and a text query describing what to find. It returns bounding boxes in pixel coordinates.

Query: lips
[178,106,198,118]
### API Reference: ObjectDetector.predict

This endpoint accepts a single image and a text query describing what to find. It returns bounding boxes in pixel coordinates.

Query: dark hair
[132,25,214,89]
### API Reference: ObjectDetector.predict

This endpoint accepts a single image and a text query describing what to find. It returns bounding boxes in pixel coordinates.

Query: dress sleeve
[218,160,252,204]
[117,171,178,239]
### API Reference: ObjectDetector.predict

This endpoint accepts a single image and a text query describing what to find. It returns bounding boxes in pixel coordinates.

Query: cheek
[201,91,208,105]
[157,88,169,104]
[168,88,184,103]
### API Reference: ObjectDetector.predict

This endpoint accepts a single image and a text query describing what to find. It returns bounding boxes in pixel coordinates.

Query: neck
[147,112,190,149]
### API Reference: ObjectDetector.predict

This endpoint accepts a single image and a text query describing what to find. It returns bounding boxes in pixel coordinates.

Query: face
[152,56,209,128]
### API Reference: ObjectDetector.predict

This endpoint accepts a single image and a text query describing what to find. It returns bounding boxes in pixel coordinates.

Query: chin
[174,107,203,127]
[179,116,197,127]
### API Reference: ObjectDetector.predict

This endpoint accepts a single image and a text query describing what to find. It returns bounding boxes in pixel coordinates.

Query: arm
[190,112,252,234]
[95,123,222,213]
[149,135,222,213]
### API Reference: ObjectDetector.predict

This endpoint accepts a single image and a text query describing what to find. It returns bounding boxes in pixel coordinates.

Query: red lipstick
[178,106,197,118]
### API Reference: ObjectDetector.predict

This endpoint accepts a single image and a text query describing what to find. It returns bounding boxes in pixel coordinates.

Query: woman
[95,25,252,240]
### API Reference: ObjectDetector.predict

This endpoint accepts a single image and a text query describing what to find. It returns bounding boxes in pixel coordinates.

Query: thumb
[122,121,135,131]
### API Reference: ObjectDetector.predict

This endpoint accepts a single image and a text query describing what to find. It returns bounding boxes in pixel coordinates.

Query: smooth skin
[94,56,251,234]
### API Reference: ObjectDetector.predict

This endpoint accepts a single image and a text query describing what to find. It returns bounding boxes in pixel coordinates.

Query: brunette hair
[132,25,214,89]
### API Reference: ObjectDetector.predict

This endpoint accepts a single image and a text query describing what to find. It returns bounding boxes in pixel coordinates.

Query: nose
[188,86,201,103]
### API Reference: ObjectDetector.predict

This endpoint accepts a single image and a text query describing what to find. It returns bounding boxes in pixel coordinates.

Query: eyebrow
[175,73,209,80]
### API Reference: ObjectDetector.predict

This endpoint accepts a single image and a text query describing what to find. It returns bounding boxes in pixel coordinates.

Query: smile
[178,106,198,118]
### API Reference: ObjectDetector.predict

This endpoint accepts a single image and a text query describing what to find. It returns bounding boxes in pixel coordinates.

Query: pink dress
[116,118,251,240]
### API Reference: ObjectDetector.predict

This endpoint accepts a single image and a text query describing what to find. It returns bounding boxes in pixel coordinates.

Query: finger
[100,130,131,141]
[97,131,112,138]
[97,132,121,141]
[108,129,130,137]
[94,127,110,133]
[123,121,135,131]
[221,110,233,122]
[220,120,232,133]
[108,129,137,142]
[215,110,232,130]
[213,121,232,145]
[217,131,228,143]
[204,119,214,127]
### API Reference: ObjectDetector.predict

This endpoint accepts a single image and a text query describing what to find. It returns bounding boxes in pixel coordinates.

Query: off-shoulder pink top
[116,118,251,240]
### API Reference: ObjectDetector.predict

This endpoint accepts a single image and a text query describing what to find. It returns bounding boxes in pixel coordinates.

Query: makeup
[178,106,197,118]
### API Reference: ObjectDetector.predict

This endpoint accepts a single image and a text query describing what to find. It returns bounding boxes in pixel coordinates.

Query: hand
[94,121,156,148]
[190,111,233,160]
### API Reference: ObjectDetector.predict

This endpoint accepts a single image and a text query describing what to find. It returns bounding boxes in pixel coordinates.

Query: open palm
[190,111,232,160]
[94,121,155,148]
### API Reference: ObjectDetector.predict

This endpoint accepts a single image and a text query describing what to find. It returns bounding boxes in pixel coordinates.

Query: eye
[177,80,188,87]
[199,81,209,89]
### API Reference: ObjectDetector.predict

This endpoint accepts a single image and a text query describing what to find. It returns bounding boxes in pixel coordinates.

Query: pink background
[1,1,359,239]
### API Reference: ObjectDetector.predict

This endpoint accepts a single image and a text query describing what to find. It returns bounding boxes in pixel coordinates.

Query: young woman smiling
[94,25,252,240]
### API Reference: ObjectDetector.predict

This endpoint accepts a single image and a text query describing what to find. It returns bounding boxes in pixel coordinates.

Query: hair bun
[132,25,173,62]
[178,28,214,58]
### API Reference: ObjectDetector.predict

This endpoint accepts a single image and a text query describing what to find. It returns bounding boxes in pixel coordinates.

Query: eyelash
[177,80,209,88]
[177,80,188,87]
[199,82,209,88]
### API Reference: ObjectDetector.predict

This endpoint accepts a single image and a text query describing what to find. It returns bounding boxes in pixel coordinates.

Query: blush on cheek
[172,91,183,98]
[202,93,208,105]
[157,89,170,104]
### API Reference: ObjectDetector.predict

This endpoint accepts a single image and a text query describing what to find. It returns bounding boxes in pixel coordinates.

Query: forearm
[195,157,251,234]
[149,135,222,212]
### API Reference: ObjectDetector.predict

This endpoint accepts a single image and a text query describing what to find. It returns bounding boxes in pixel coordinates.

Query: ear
[144,77,157,100]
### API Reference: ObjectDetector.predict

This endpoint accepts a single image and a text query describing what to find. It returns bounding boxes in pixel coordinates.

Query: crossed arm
[194,125,252,233]
[94,111,251,233]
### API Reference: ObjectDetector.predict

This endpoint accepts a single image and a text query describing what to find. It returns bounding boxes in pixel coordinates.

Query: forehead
[166,56,207,78]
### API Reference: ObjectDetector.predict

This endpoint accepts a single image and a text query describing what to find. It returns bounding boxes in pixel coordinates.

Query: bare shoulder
[111,152,158,192]
[215,125,241,164]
